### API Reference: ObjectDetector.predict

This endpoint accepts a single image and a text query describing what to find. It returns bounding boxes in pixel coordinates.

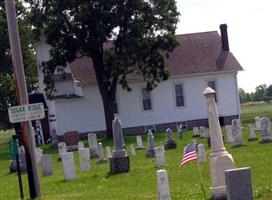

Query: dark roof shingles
[70,31,242,86]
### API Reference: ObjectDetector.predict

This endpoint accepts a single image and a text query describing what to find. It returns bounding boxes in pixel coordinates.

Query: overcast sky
[175,0,272,92]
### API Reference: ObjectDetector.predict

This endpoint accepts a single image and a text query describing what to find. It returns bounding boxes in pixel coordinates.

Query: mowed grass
[0,103,271,200]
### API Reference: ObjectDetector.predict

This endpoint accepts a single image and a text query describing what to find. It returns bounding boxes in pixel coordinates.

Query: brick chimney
[220,24,229,51]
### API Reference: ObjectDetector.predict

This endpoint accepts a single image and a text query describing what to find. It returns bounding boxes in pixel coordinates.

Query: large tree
[0,0,37,129]
[27,0,180,138]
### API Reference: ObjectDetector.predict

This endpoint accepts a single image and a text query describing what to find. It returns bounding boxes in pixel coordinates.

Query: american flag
[180,141,197,166]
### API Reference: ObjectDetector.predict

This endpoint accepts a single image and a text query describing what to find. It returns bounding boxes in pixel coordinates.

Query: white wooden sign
[8,103,45,123]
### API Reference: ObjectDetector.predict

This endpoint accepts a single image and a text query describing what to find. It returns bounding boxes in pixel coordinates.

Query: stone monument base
[232,144,245,148]
[135,147,145,150]
[50,143,58,149]
[145,149,155,158]
[97,159,107,164]
[66,145,78,152]
[260,138,272,143]
[248,138,258,141]
[210,186,227,200]
[192,134,200,138]
[90,148,99,158]
[109,156,130,174]
[164,141,177,150]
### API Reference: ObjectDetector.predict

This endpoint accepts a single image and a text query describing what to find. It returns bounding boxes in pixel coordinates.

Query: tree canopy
[0,0,37,128]
[27,0,180,138]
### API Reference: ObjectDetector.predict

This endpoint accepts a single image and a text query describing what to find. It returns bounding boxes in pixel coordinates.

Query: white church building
[34,24,243,138]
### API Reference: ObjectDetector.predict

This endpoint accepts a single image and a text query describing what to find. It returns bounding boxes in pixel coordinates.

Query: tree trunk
[91,48,117,139]
[101,93,115,139]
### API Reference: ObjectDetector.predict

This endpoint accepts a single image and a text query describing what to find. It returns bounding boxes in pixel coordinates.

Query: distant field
[241,102,272,124]
[0,103,271,200]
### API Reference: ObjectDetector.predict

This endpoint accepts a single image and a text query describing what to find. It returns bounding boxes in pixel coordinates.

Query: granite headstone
[61,152,76,180]
[88,133,99,158]
[146,130,155,158]
[164,128,177,150]
[79,148,90,171]
[41,154,53,176]
[260,117,272,143]
[157,169,171,200]
[109,117,130,174]
[225,167,253,200]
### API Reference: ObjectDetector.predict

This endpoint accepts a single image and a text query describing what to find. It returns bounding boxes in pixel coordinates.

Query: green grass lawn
[0,103,272,200]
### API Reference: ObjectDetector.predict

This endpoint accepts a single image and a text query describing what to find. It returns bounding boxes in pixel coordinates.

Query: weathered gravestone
[79,148,90,171]
[260,117,272,143]
[35,148,43,164]
[164,128,177,150]
[157,169,171,200]
[203,87,235,199]
[176,123,183,139]
[64,131,80,151]
[88,133,99,158]
[155,146,165,167]
[199,126,209,138]
[146,130,156,158]
[77,141,84,149]
[109,117,130,174]
[225,125,234,143]
[248,124,258,141]
[254,116,262,131]
[231,119,244,147]
[197,143,206,163]
[225,167,253,200]
[136,135,145,150]
[41,154,53,176]
[98,142,107,163]
[57,142,67,161]
[61,152,76,180]
[192,127,200,137]
[130,144,136,156]
[51,128,58,148]
[106,146,112,160]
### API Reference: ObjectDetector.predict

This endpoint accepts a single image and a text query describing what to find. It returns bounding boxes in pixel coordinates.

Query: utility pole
[5,0,41,198]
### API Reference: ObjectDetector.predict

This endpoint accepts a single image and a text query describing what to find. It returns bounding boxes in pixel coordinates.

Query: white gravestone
[155,146,165,167]
[77,141,84,149]
[136,135,145,149]
[58,142,67,160]
[98,142,107,163]
[88,133,99,158]
[231,119,244,147]
[157,169,171,200]
[255,116,262,131]
[197,144,206,163]
[130,144,136,156]
[41,154,53,176]
[106,146,112,160]
[192,127,200,137]
[199,126,209,138]
[61,152,76,180]
[248,124,258,141]
[225,125,234,143]
[79,148,90,171]
[35,148,43,164]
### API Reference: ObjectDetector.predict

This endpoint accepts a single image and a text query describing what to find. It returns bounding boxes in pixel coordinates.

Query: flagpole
[196,155,207,199]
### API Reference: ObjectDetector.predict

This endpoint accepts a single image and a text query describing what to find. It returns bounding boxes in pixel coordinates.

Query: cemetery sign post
[5,0,41,198]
